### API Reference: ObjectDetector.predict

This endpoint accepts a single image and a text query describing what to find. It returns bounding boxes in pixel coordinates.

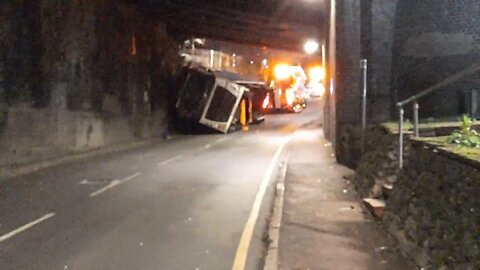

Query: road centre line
[89,172,141,197]
[204,137,228,150]
[157,155,183,166]
[214,137,227,144]
[0,213,55,243]
[231,135,292,270]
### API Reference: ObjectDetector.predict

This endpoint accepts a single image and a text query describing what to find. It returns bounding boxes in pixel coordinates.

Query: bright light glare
[274,64,291,80]
[286,89,295,105]
[309,66,325,82]
[304,40,319,54]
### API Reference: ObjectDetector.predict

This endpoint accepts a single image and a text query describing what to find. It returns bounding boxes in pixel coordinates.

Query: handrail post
[360,59,368,152]
[399,107,404,169]
[360,59,368,133]
[413,101,419,137]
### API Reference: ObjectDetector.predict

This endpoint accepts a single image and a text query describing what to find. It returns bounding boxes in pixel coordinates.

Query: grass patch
[382,120,478,134]
[382,121,413,133]
[416,136,480,162]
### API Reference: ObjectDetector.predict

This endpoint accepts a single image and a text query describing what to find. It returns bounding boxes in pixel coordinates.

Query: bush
[447,115,480,147]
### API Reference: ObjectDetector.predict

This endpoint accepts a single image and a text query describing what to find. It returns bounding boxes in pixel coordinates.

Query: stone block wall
[361,0,397,122]
[326,0,480,166]
[392,0,480,119]
[0,0,180,167]
[323,0,336,143]
[354,126,480,268]
[324,0,362,163]
[325,0,398,165]
[384,142,480,268]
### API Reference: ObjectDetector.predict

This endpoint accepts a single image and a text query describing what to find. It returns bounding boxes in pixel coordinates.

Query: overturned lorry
[175,67,248,133]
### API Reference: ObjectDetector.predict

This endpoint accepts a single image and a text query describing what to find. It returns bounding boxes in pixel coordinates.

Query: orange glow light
[308,66,325,82]
[274,64,291,80]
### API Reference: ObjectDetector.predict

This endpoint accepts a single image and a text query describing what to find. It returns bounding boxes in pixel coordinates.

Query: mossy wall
[0,0,181,166]
[353,126,401,196]
[384,142,480,269]
[356,125,480,268]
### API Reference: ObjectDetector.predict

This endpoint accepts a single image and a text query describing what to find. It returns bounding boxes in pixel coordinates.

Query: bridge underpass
[2,0,478,269]
[0,2,338,269]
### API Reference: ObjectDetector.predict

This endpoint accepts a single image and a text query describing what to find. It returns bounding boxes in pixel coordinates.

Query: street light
[304,40,319,54]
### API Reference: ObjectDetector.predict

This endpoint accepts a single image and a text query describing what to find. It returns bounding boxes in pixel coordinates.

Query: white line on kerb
[89,172,141,197]
[231,136,292,270]
[0,213,55,243]
[157,155,183,166]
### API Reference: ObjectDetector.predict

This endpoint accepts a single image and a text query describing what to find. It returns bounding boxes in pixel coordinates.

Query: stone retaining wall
[355,126,480,269]
[384,141,480,269]
[353,126,401,197]
[0,0,179,168]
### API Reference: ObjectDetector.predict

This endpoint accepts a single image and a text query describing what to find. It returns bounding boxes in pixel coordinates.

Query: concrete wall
[0,0,180,167]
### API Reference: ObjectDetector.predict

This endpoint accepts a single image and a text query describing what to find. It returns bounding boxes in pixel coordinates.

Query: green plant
[447,115,480,147]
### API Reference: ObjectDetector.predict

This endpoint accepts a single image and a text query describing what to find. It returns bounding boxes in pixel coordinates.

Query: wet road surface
[0,99,322,270]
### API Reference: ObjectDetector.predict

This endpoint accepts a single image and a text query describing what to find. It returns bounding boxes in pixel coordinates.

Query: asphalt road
[0,99,322,270]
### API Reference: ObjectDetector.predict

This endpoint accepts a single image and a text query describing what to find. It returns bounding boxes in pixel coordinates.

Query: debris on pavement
[276,125,414,270]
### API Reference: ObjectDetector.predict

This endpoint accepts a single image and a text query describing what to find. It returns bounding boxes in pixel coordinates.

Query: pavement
[0,100,321,270]
[275,123,415,270]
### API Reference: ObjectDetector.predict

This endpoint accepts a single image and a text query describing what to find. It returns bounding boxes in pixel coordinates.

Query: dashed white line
[214,137,227,144]
[204,144,211,149]
[157,155,183,166]
[79,179,88,185]
[0,213,55,243]
[89,172,141,197]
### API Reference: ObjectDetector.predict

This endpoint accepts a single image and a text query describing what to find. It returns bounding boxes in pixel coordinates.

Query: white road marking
[78,179,106,185]
[232,136,292,270]
[79,179,88,184]
[89,172,141,197]
[204,144,211,149]
[157,155,183,166]
[214,137,226,144]
[0,213,55,243]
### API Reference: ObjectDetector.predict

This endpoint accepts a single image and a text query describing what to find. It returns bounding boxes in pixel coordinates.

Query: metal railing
[361,59,368,151]
[396,63,480,168]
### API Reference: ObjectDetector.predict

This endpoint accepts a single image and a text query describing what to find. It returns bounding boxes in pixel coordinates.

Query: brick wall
[324,0,362,164]
[323,0,336,143]
[326,0,480,166]
[0,1,43,107]
[362,0,398,122]
[0,0,180,167]
[392,0,480,119]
